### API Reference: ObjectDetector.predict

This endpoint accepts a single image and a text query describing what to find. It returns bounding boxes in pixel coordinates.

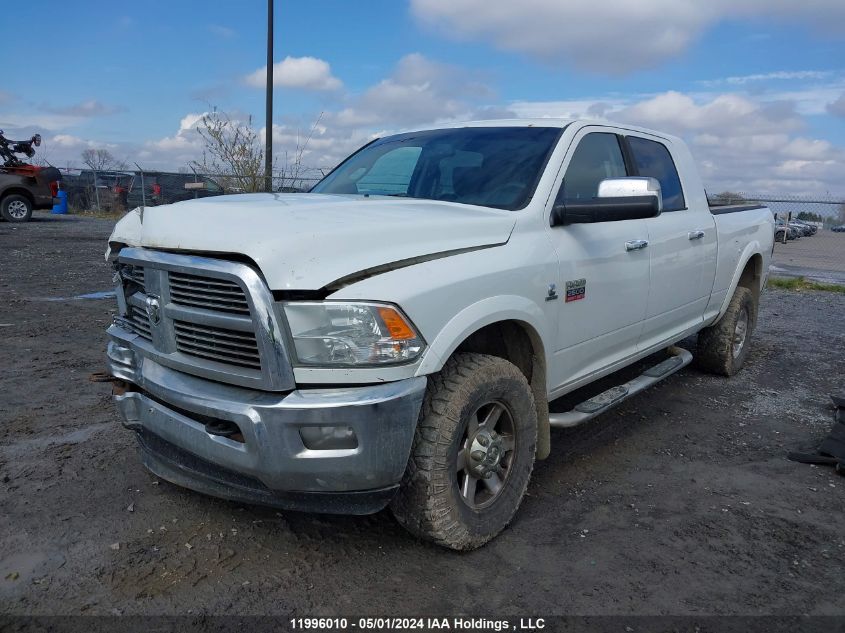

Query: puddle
[37,290,115,302]
[1,423,111,458]
[0,550,66,592]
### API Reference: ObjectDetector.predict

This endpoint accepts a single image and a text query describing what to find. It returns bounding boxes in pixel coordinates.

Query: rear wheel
[697,286,755,376]
[1,194,33,222]
[391,353,537,550]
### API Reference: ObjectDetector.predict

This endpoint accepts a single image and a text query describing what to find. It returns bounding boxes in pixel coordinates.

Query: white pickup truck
[105,119,774,549]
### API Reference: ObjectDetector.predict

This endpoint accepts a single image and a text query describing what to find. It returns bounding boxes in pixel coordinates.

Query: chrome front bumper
[107,335,426,514]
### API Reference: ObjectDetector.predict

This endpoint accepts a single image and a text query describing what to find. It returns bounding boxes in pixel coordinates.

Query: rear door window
[626,137,686,211]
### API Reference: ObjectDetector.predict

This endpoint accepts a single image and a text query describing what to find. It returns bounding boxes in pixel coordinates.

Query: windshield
[311,126,562,211]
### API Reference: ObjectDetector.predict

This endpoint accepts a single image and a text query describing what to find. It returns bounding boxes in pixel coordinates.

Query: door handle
[688,230,706,240]
[625,239,649,251]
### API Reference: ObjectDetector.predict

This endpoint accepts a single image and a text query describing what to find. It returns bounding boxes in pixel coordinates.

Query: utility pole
[265,0,274,193]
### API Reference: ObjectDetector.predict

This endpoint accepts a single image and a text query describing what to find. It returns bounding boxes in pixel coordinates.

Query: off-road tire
[697,286,755,376]
[0,194,33,222]
[390,353,537,550]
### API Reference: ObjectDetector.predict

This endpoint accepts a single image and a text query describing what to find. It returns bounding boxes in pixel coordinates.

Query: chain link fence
[53,171,845,285]
[56,166,325,214]
[709,193,845,285]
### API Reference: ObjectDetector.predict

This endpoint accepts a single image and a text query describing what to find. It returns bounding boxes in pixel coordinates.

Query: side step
[548,346,693,429]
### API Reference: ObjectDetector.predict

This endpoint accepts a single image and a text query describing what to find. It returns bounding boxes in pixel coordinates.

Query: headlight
[283,301,425,367]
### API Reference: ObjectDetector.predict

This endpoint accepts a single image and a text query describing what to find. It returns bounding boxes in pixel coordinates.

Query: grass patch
[768,276,845,294]
[68,208,126,220]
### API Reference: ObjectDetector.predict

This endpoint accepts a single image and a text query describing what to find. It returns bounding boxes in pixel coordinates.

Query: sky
[2,0,845,195]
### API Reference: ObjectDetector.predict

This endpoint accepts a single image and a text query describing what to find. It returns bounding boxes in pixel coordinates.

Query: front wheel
[1,194,33,222]
[391,353,537,550]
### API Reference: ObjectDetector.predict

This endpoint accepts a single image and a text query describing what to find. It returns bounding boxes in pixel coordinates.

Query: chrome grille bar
[173,320,261,369]
[169,272,250,315]
[111,247,295,392]
[123,305,152,341]
[122,265,145,288]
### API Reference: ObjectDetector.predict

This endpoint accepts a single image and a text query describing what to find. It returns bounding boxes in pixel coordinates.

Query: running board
[548,346,693,429]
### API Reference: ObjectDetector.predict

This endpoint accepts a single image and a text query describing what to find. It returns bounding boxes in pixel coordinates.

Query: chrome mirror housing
[598,177,663,212]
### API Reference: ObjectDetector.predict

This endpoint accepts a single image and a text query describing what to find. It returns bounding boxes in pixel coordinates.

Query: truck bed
[709,203,767,215]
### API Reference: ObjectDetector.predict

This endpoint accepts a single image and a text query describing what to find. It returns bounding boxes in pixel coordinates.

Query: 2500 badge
[565,278,587,302]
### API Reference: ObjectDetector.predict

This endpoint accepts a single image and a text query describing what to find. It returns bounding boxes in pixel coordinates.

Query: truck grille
[125,305,153,341]
[173,320,261,370]
[111,248,295,392]
[169,272,250,315]
[123,265,145,288]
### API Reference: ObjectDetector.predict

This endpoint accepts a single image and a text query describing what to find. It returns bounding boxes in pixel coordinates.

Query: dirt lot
[1,212,844,617]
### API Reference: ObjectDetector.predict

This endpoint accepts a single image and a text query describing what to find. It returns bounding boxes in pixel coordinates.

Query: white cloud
[45,100,124,117]
[411,0,845,74]
[146,112,205,156]
[332,53,491,128]
[0,112,82,130]
[208,24,236,39]
[511,90,845,195]
[244,56,342,91]
[699,70,831,87]
[133,54,503,177]
[51,134,84,147]
[614,92,804,135]
[828,92,845,117]
[51,134,118,151]
[744,84,845,115]
[18,52,843,197]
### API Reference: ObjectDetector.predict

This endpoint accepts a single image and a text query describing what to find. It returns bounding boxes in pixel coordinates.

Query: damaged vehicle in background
[104,120,774,550]
[0,131,61,222]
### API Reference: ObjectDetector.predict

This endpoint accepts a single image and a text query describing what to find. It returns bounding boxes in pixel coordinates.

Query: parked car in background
[801,221,818,235]
[832,225,845,233]
[0,164,61,222]
[787,222,806,238]
[0,130,60,222]
[790,219,816,236]
[775,219,799,240]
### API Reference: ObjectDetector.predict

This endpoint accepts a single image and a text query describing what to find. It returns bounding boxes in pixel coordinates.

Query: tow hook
[89,372,132,396]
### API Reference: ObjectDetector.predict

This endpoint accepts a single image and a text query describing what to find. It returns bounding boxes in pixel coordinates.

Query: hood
[108,193,516,290]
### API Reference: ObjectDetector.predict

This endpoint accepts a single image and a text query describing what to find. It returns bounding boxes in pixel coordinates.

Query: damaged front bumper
[107,335,426,514]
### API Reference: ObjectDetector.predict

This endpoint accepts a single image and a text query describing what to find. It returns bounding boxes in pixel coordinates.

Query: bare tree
[709,191,747,206]
[191,110,266,193]
[277,112,324,191]
[81,148,127,172]
[191,108,324,193]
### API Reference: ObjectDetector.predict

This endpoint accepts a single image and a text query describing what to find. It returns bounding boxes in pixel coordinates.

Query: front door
[547,130,651,392]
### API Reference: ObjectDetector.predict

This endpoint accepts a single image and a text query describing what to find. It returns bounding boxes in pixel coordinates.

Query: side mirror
[552,177,663,226]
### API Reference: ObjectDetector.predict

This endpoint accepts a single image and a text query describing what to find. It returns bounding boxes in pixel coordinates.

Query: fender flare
[415,295,552,460]
[713,241,763,323]
[0,186,35,204]
[415,295,548,377]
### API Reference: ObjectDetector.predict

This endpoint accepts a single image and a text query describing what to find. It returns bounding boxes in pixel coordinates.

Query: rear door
[624,134,717,348]
[547,128,651,391]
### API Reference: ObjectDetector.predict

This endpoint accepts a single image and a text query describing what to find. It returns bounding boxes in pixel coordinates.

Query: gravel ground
[1,212,844,617]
